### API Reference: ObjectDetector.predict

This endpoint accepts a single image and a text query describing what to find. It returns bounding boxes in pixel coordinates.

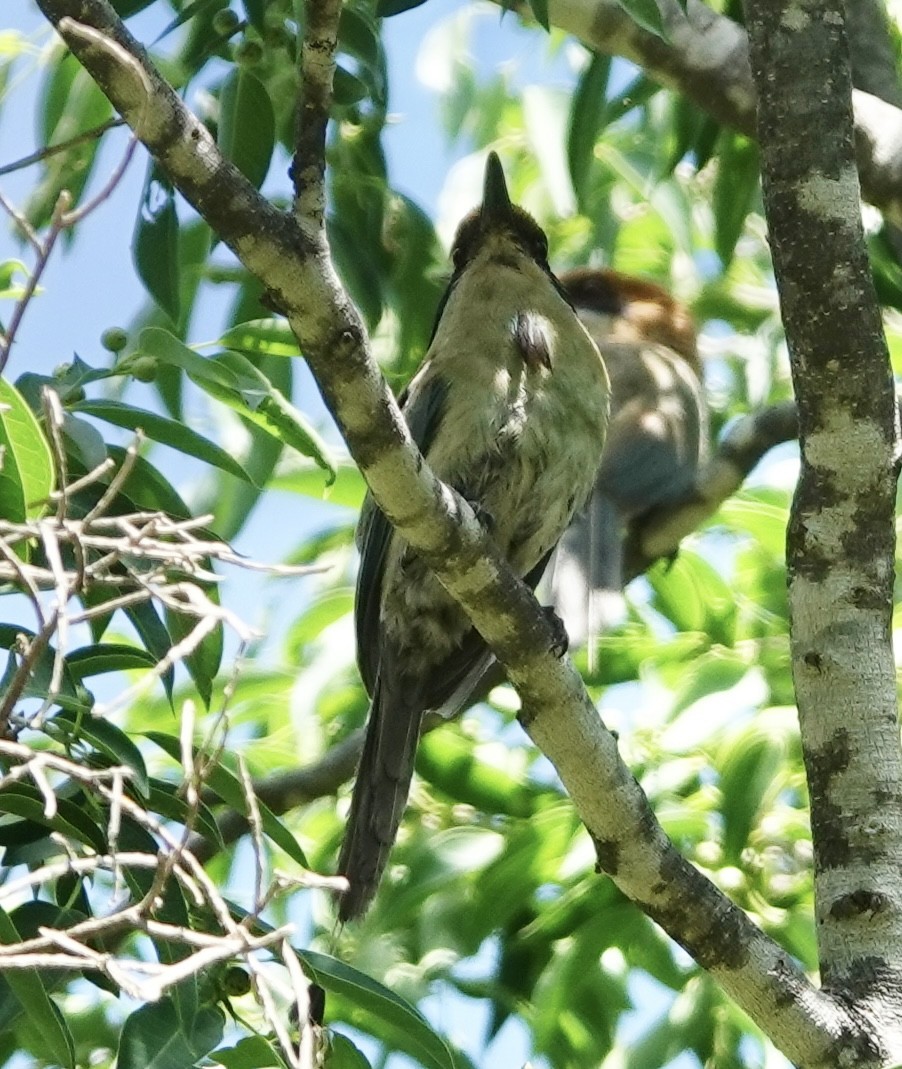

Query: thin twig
[0,117,126,178]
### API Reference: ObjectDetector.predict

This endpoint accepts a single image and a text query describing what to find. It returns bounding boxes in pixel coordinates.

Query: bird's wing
[426,545,556,718]
[355,374,450,695]
[597,346,705,518]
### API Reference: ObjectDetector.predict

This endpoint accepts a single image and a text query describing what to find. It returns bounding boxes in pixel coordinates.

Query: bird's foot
[466,499,496,534]
[542,606,569,658]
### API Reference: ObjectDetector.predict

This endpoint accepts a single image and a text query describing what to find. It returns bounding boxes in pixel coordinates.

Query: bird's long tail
[337,679,423,921]
[550,492,625,651]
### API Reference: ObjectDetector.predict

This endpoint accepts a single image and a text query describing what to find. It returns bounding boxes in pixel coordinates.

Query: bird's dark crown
[450,204,550,275]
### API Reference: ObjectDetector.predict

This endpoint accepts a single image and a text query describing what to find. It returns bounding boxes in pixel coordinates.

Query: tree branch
[745,0,902,1049]
[547,0,902,223]
[35,0,862,1059]
[625,400,799,578]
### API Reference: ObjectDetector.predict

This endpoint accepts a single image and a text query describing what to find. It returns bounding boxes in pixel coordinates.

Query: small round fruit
[129,357,157,383]
[234,38,264,67]
[100,327,128,353]
[212,8,241,36]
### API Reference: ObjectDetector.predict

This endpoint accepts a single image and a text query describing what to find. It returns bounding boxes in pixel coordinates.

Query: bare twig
[0,117,126,178]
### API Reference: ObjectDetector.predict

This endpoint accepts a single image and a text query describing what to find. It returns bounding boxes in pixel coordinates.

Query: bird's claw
[467,499,496,534]
[542,606,569,658]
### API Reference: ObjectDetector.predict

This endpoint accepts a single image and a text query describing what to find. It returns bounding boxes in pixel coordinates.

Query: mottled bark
[745,0,902,1053]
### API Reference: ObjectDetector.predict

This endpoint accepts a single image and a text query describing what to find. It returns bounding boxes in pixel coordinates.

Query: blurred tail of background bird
[337,155,610,921]
[549,268,706,653]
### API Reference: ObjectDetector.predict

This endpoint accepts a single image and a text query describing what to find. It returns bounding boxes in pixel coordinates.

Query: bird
[337,153,611,921]
[548,266,707,646]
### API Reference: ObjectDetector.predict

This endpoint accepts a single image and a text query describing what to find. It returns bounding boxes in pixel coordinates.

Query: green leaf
[273,458,365,510]
[615,0,668,38]
[719,726,786,861]
[166,590,224,706]
[64,642,159,680]
[133,161,181,321]
[146,779,224,848]
[71,398,254,483]
[333,65,369,106]
[327,1033,372,1069]
[218,69,275,189]
[137,327,242,390]
[0,376,54,523]
[47,706,150,799]
[299,950,455,1069]
[0,905,75,1069]
[198,350,335,482]
[567,53,611,209]
[212,1035,286,1068]
[117,998,224,1069]
[144,732,309,867]
[124,600,174,704]
[241,0,266,32]
[713,131,760,267]
[526,0,549,29]
[0,623,87,712]
[0,783,106,852]
[375,0,427,16]
[219,318,300,358]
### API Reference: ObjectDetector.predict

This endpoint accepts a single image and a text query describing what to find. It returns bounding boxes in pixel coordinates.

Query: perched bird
[338,154,611,921]
[549,267,706,644]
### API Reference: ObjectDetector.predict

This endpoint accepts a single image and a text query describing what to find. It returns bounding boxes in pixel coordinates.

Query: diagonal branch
[34,1,860,1060]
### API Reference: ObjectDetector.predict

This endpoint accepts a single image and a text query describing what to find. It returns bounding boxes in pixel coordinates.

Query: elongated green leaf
[117,998,224,1069]
[0,905,76,1068]
[218,69,275,189]
[299,950,455,1069]
[71,398,254,482]
[166,591,223,707]
[190,349,335,482]
[567,53,611,209]
[375,0,427,16]
[125,600,174,704]
[615,0,667,38]
[0,783,105,852]
[146,779,224,848]
[133,161,181,321]
[145,732,309,867]
[527,0,549,31]
[273,458,365,510]
[0,624,87,712]
[65,642,159,680]
[713,131,760,267]
[137,327,240,390]
[0,377,54,523]
[48,706,150,798]
[219,318,300,358]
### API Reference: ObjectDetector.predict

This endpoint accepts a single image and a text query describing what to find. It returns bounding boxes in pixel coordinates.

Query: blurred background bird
[549,267,707,648]
[338,154,611,921]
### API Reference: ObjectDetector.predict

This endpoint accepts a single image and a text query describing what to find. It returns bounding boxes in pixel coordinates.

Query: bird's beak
[481,152,515,229]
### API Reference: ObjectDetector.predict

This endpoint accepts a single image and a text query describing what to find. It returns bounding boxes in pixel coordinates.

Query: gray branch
[745,0,902,1053]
